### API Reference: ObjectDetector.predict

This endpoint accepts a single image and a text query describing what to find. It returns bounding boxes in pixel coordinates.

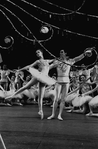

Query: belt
[58,76,69,77]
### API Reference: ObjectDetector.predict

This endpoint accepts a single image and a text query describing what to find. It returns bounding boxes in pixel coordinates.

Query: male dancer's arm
[73,50,92,63]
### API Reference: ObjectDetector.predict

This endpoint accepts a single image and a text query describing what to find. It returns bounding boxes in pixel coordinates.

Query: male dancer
[47,49,92,120]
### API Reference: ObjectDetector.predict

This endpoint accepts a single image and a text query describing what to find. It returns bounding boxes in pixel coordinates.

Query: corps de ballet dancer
[5,49,56,119]
[47,49,92,120]
[0,64,11,91]
[66,75,93,113]
[81,68,98,116]
[79,64,93,83]
[8,75,23,105]
[14,66,25,90]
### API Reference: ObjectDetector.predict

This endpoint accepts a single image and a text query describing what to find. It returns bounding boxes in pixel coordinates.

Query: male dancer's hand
[84,50,92,57]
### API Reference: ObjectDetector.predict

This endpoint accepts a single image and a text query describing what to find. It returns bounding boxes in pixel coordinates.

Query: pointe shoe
[66,109,73,113]
[86,112,92,116]
[64,106,73,110]
[6,103,12,106]
[38,111,44,119]
[57,115,63,121]
[47,115,55,120]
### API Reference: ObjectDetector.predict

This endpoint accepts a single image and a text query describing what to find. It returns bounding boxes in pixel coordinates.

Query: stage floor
[0,105,98,149]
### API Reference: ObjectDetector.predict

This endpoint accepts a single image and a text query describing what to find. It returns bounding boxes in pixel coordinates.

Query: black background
[0,0,98,71]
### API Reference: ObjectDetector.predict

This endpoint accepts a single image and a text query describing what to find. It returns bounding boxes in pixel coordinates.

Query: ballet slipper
[15,102,23,106]
[66,109,73,113]
[57,115,63,121]
[64,106,73,110]
[72,109,83,113]
[86,112,93,116]
[6,103,12,106]
[47,115,55,120]
[38,111,44,119]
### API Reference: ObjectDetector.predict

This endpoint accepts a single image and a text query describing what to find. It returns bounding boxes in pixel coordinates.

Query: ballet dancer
[0,65,10,91]
[47,49,92,120]
[65,73,97,114]
[81,70,98,116]
[15,66,24,90]
[5,49,55,119]
[70,75,93,113]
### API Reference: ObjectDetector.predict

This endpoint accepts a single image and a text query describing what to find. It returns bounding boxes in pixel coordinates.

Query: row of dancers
[2,48,96,121]
[1,48,98,120]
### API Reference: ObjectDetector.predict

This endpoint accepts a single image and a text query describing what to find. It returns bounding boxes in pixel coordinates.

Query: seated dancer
[65,74,80,109]
[66,75,93,113]
[9,75,16,92]
[79,64,93,83]
[47,49,92,120]
[81,68,98,116]
[8,75,23,106]
[5,49,55,119]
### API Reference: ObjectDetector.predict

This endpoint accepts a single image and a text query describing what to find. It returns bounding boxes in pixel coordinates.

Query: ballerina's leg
[38,82,45,119]
[5,78,38,99]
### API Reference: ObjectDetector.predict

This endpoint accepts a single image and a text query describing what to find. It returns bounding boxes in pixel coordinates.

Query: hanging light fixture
[40,26,49,33]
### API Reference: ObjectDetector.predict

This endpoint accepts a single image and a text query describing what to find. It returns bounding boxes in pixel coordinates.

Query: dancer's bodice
[38,59,50,75]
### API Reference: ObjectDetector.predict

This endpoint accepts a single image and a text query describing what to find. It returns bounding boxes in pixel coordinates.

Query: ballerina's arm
[0,85,5,92]
[67,77,91,96]
[83,83,98,96]
[17,60,39,72]
[67,86,80,96]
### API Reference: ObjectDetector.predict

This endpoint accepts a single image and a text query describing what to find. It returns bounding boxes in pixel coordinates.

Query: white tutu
[44,88,56,99]
[29,67,56,85]
[22,88,38,99]
[0,90,5,98]
[88,95,98,107]
[66,93,78,103]
[72,95,92,107]
[72,96,82,107]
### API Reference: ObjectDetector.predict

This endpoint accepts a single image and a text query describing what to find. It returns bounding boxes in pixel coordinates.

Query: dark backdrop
[0,0,98,70]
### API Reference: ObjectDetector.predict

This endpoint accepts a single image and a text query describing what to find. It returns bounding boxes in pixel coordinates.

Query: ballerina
[5,49,56,119]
